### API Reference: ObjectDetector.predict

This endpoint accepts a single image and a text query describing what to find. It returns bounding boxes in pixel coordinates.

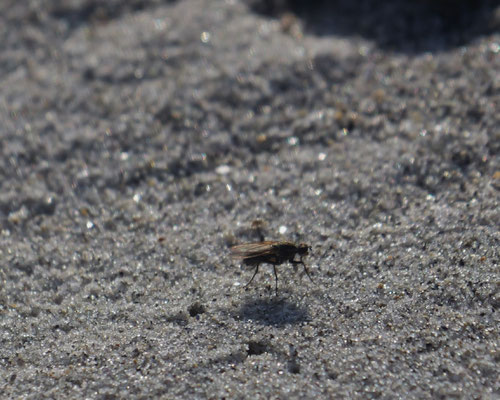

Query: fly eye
[298,244,309,254]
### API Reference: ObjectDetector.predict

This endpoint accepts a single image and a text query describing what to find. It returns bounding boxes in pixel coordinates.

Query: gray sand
[1,0,499,398]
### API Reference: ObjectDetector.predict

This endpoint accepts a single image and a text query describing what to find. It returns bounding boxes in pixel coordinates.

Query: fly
[230,241,313,295]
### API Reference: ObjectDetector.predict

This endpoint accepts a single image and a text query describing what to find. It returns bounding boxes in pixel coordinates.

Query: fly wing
[230,241,278,258]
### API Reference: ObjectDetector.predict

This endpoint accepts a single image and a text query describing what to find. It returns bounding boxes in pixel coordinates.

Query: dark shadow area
[238,297,309,326]
[247,0,500,53]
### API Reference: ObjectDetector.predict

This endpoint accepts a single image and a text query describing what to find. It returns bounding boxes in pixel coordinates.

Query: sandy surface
[1,0,499,398]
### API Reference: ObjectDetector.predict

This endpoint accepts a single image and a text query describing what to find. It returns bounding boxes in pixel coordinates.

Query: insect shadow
[238,296,309,327]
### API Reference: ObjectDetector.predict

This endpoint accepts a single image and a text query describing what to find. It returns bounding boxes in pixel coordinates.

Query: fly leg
[244,265,259,289]
[291,258,315,284]
[273,264,279,296]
